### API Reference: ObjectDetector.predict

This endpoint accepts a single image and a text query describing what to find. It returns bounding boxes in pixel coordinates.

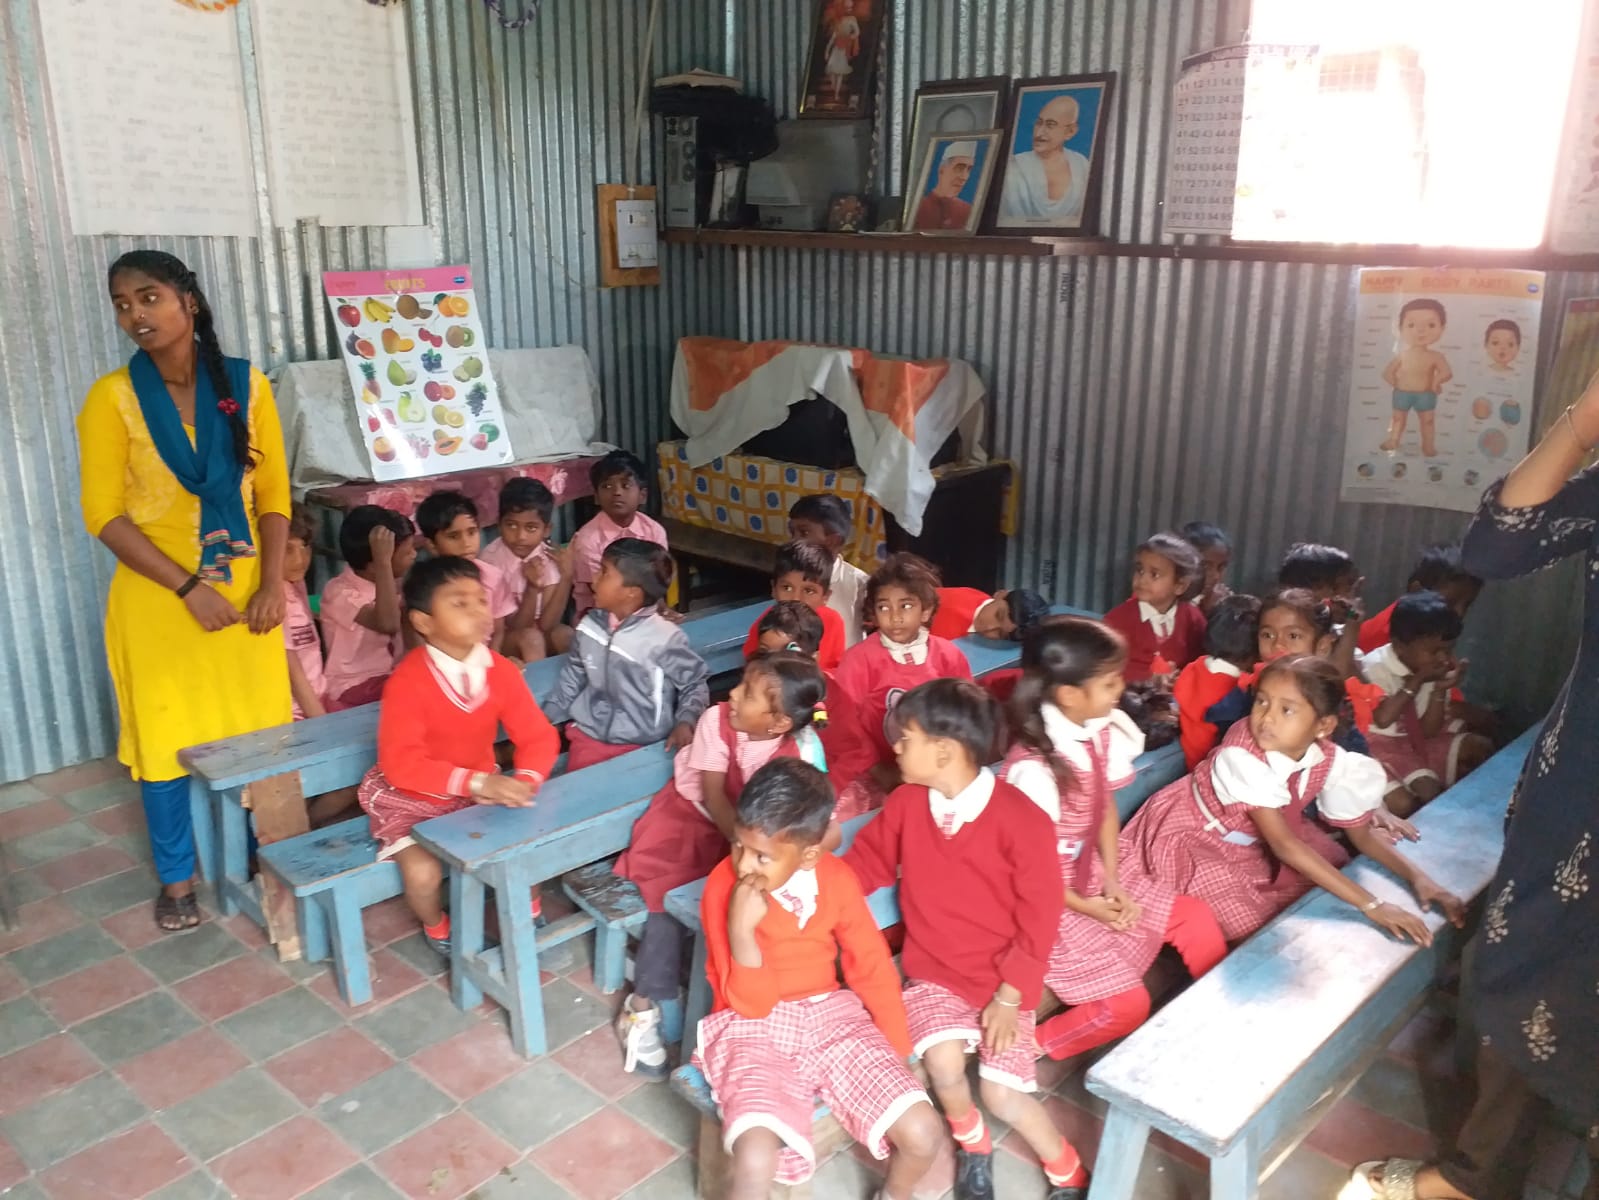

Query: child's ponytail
[1009,616,1129,795]
[1008,668,1073,794]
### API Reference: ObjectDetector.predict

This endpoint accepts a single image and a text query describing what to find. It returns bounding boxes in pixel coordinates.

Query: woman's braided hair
[107,250,256,471]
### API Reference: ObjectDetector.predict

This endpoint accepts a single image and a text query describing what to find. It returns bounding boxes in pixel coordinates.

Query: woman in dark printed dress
[1356,389,1599,1199]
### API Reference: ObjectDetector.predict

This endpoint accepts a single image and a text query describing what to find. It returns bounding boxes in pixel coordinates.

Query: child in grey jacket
[543,538,710,770]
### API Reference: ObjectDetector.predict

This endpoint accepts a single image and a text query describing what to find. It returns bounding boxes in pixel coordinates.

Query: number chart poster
[323,266,513,482]
[1340,268,1544,514]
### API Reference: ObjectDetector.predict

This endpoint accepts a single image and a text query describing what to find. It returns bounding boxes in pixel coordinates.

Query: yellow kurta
[78,365,293,781]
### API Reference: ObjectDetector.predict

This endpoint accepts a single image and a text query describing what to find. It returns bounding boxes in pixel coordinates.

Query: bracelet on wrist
[1362,897,1383,913]
[1565,404,1598,453]
[175,573,202,599]
[992,995,1021,1008]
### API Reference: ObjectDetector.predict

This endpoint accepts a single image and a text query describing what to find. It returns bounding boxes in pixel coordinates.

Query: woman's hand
[1412,876,1467,928]
[244,585,287,634]
[184,583,243,632]
[1364,900,1433,946]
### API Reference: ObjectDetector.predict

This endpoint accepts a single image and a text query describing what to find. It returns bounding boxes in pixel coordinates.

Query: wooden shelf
[663,226,1599,271]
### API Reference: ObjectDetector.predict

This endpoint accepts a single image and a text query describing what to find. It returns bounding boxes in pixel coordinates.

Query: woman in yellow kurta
[78,251,292,932]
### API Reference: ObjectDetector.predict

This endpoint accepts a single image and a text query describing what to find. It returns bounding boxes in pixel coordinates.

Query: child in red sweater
[357,558,560,952]
[696,758,941,1199]
[846,679,1087,1200]
[1173,594,1261,769]
[929,586,1049,643]
[739,540,848,669]
[1102,532,1206,682]
[833,554,973,819]
[612,652,831,1078]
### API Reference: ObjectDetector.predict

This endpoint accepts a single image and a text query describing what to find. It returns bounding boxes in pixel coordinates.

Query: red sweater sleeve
[377,657,474,797]
[743,613,764,662]
[1102,598,1140,643]
[1176,604,1207,669]
[932,636,973,680]
[493,658,561,785]
[825,858,911,1057]
[842,789,905,894]
[833,640,873,704]
[701,860,781,1019]
[818,606,845,670]
[993,791,1065,1009]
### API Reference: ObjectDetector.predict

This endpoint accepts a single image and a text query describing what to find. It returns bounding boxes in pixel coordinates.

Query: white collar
[1138,600,1177,636]
[1373,645,1411,678]
[968,597,996,634]
[881,628,930,666]
[425,643,493,703]
[927,768,996,837]
[1042,703,1106,747]
[1203,656,1243,678]
[769,867,819,929]
[1263,741,1325,782]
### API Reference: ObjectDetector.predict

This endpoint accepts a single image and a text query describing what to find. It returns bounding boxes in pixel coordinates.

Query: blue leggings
[140,777,195,886]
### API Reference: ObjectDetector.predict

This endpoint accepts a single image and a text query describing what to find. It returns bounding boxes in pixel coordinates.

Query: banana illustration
[362,297,395,323]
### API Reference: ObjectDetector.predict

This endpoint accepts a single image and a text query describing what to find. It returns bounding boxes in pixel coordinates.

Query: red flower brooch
[217,398,240,416]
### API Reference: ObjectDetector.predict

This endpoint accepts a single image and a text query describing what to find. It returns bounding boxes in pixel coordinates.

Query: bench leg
[1085,1108,1152,1200]
[217,791,252,918]
[299,894,330,964]
[188,778,217,889]
[491,863,548,1058]
[449,869,486,1014]
[1209,1135,1261,1200]
[319,891,372,1007]
[680,929,711,1061]
[592,918,631,994]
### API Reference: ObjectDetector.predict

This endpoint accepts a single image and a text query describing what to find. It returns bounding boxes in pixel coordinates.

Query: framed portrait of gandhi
[988,73,1115,236]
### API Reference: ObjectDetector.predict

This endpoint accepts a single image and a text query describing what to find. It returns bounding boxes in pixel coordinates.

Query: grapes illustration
[467,382,488,418]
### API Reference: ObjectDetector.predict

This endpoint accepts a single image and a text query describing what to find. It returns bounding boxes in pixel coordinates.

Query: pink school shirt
[479,538,560,621]
[320,568,399,704]
[283,582,325,720]
[570,510,668,616]
[674,704,788,817]
[469,555,518,625]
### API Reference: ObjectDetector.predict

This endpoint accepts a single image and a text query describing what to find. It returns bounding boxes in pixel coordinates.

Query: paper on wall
[1549,3,1599,253]
[1340,268,1545,514]
[323,266,514,481]
[36,0,256,238]
[251,0,423,228]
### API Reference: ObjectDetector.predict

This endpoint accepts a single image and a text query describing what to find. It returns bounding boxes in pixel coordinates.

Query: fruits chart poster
[1340,268,1544,514]
[322,266,513,481]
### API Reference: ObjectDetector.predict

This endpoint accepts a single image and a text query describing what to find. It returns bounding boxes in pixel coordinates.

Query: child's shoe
[954,1147,995,1200]
[423,915,451,958]
[1046,1185,1090,1200]
[615,1001,669,1079]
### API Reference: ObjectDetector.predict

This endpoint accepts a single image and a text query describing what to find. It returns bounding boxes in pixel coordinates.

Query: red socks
[1167,894,1227,978]
[947,1107,992,1155]
[424,914,450,940]
[1042,1142,1087,1188]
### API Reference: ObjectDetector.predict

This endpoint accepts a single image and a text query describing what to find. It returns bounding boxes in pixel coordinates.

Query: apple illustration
[337,303,361,328]
[424,381,442,402]
[470,432,489,451]
[372,436,397,462]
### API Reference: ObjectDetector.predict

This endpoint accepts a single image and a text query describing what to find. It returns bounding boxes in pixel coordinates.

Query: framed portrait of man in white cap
[904,129,1002,235]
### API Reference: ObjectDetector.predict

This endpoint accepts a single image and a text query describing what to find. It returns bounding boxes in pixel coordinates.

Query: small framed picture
[798,0,885,119]
[903,130,1002,235]
[988,73,1115,236]
[902,77,1010,201]
[826,192,872,232]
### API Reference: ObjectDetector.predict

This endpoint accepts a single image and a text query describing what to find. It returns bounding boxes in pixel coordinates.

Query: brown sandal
[154,891,201,933]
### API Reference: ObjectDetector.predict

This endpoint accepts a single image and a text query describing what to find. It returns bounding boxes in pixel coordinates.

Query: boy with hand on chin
[845,679,1087,1200]
[695,758,942,1200]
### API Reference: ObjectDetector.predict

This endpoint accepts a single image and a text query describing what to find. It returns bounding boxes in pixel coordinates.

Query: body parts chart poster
[323,267,513,481]
[1341,268,1544,514]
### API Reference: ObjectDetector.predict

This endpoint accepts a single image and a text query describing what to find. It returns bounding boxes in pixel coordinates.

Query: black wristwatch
[175,574,202,599]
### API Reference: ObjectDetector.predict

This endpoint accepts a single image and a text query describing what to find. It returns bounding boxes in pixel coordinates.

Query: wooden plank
[596,184,661,289]
[1083,726,1536,1155]
[246,773,313,961]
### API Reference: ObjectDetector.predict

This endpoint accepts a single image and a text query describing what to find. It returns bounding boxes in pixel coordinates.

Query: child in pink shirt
[416,491,518,654]
[570,450,668,618]
[479,477,574,661]
[283,504,326,719]
[322,505,415,711]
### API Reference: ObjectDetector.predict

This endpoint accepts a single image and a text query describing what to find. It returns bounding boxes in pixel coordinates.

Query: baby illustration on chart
[1380,298,1452,458]
[1484,319,1522,375]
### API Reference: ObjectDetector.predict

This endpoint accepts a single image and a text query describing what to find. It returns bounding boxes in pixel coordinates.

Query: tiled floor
[0,759,1590,1200]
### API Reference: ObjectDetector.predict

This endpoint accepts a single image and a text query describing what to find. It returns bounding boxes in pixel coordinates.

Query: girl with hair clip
[613,652,832,1079]
[78,250,293,932]
[1118,656,1465,945]
[1102,532,1207,682]
[1001,619,1227,1062]
[832,553,972,818]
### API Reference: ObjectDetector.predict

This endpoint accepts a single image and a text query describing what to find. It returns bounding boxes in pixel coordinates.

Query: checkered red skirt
[357,767,474,856]
[1045,870,1178,1003]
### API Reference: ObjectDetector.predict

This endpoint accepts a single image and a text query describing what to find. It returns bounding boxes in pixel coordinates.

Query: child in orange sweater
[695,758,941,1199]
[357,557,560,952]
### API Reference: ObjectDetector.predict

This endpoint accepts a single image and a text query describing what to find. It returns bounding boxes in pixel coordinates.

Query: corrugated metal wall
[719,0,1599,723]
[0,0,731,783]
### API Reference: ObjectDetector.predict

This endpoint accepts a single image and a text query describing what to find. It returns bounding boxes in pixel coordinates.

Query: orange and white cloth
[668,337,989,535]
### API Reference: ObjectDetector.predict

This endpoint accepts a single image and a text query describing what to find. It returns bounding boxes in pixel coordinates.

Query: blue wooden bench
[1081,725,1537,1200]
[410,744,676,1056]
[178,599,767,937]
